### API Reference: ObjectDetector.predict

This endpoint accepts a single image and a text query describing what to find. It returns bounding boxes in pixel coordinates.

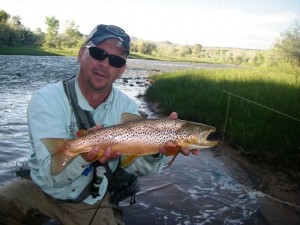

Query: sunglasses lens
[109,56,126,68]
[87,47,126,68]
[89,47,106,61]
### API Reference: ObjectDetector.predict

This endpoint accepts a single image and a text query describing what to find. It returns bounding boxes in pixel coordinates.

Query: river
[0,55,299,225]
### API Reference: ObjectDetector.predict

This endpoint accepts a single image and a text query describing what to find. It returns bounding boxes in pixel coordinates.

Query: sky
[1,0,300,50]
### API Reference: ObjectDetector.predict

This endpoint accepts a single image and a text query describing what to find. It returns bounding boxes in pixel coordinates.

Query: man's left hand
[159,112,199,156]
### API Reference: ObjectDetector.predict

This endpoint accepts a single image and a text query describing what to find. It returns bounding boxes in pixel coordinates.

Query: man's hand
[80,125,121,164]
[81,146,121,164]
[159,112,199,156]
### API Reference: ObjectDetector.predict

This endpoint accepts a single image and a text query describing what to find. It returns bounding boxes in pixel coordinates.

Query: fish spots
[44,114,217,174]
[68,118,215,155]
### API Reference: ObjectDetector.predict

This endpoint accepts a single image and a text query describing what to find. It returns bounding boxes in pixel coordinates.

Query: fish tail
[41,138,73,175]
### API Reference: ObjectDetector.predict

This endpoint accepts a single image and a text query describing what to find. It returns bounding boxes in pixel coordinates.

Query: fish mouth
[198,140,218,148]
[192,127,218,149]
[188,141,218,149]
[203,127,218,147]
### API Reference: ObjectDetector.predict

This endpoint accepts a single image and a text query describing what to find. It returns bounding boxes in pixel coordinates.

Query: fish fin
[121,155,139,168]
[121,113,146,124]
[163,145,181,156]
[51,150,74,175]
[76,129,88,137]
[41,138,73,175]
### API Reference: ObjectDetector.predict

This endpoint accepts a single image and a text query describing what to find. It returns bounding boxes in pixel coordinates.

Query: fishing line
[88,191,107,225]
[222,90,300,122]
[241,186,300,209]
[200,154,300,209]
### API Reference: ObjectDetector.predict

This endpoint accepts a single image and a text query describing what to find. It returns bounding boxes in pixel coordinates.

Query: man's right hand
[80,124,121,163]
[81,146,121,164]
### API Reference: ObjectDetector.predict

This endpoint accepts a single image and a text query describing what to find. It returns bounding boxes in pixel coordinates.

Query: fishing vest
[62,76,140,205]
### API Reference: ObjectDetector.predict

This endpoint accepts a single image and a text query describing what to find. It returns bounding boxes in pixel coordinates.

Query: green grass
[0,45,78,56]
[145,67,300,170]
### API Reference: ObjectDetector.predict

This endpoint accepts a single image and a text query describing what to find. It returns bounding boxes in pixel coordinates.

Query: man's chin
[88,79,107,91]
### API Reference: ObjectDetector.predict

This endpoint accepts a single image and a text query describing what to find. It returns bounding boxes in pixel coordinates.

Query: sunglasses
[85,46,126,68]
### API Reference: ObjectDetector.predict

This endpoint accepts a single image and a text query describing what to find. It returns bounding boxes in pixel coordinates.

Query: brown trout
[41,113,217,175]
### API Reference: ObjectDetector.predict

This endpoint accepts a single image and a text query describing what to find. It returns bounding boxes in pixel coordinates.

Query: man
[0,24,197,225]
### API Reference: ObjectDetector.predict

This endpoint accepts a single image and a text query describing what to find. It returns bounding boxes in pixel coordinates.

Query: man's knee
[0,179,48,224]
[0,178,43,200]
[0,188,53,225]
[0,195,28,225]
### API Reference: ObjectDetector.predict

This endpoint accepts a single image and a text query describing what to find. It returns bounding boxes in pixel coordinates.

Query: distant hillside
[130,37,264,66]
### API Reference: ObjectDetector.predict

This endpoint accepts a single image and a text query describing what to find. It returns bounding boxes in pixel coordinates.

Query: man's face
[77,38,127,93]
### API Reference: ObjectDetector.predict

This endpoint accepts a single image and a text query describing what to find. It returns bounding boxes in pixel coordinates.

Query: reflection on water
[0,55,295,224]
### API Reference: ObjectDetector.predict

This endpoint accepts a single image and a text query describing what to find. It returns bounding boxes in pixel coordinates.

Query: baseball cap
[85,24,130,54]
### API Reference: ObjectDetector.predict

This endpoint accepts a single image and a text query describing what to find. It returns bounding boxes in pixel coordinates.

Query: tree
[0,23,12,45]
[178,45,192,57]
[130,41,139,52]
[61,20,84,48]
[33,28,45,46]
[7,15,24,46]
[252,53,265,66]
[274,21,300,66]
[0,11,37,46]
[0,10,10,24]
[44,16,60,48]
[137,41,157,55]
[192,43,202,55]
[0,10,11,45]
[9,15,22,28]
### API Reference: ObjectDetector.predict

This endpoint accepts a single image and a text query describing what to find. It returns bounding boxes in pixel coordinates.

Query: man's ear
[77,47,85,63]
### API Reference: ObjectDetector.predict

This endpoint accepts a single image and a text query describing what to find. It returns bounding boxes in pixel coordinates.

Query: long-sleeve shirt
[27,76,166,205]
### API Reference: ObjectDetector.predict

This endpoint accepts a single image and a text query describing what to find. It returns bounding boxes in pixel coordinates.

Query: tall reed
[145,67,300,169]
